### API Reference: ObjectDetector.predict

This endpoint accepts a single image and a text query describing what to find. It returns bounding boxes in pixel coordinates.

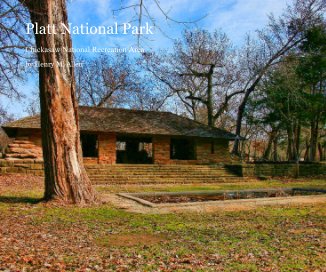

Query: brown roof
[2,106,237,140]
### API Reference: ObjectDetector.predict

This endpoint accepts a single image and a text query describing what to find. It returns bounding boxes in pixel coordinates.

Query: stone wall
[225,163,326,177]
[4,130,117,164]
[153,136,171,164]
[16,129,42,147]
[196,138,231,164]
[2,129,43,160]
[0,159,44,175]
[153,136,231,164]
[5,129,232,165]
[5,139,42,160]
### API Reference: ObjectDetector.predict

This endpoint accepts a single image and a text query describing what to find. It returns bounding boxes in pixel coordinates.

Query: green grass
[0,176,325,271]
[96,178,326,193]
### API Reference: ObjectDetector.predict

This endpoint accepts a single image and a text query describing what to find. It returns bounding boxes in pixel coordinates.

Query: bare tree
[113,0,207,45]
[132,80,172,111]
[0,106,14,125]
[0,0,32,97]
[232,0,325,155]
[75,53,171,111]
[0,0,34,120]
[141,29,242,126]
[76,53,139,108]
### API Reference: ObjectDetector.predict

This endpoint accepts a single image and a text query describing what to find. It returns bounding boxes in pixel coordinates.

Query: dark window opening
[81,134,98,157]
[170,138,196,160]
[211,141,215,154]
[116,137,153,164]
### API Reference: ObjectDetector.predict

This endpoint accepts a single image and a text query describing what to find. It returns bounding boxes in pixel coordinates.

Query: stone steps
[88,173,233,177]
[90,175,236,180]
[85,164,241,184]
[91,177,243,185]
[0,160,242,184]
[85,165,226,169]
[85,170,233,174]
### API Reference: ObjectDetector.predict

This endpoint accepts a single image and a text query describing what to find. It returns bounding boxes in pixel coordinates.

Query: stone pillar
[98,133,116,164]
[153,136,170,164]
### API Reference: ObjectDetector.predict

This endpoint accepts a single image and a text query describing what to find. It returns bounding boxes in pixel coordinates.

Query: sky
[3,0,289,118]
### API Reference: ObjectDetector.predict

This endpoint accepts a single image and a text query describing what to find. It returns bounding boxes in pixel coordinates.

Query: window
[139,142,153,158]
[170,138,196,160]
[116,141,126,151]
[81,134,98,157]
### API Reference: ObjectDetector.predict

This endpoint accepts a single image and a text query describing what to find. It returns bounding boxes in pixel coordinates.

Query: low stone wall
[226,163,326,178]
[0,159,44,175]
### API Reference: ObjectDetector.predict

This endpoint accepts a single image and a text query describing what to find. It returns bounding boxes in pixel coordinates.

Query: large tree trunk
[272,135,278,162]
[308,118,319,162]
[263,128,278,161]
[287,125,294,161]
[304,137,310,161]
[206,65,214,127]
[23,0,97,204]
[318,142,324,161]
[232,87,253,155]
[294,122,301,161]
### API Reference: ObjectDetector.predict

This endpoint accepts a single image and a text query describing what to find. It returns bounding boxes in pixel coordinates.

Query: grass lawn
[0,174,325,271]
[96,178,326,193]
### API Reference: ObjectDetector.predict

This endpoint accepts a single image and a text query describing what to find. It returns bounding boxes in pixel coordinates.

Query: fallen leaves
[0,174,325,271]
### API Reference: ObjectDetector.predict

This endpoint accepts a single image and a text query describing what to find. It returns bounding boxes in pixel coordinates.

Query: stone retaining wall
[226,163,326,178]
[0,159,44,175]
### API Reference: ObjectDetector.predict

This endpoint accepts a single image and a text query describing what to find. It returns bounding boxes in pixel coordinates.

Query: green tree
[296,24,326,161]
[254,60,307,161]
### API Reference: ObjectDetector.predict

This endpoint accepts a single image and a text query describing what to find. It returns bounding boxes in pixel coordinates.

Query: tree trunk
[308,118,319,162]
[206,65,214,127]
[272,135,278,162]
[318,142,324,161]
[294,121,301,161]
[304,138,310,161]
[287,125,294,161]
[308,84,320,162]
[23,0,97,204]
[263,128,278,161]
[232,87,254,155]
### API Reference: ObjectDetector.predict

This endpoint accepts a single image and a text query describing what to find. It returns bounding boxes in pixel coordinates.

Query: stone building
[1,106,237,164]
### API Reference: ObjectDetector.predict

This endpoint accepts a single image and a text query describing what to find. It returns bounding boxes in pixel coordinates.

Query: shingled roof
[2,106,237,140]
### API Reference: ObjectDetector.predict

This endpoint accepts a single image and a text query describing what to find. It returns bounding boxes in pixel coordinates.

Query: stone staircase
[85,164,242,184]
[0,160,243,184]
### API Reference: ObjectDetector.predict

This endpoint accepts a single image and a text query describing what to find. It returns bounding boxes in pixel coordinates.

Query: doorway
[116,136,153,164]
